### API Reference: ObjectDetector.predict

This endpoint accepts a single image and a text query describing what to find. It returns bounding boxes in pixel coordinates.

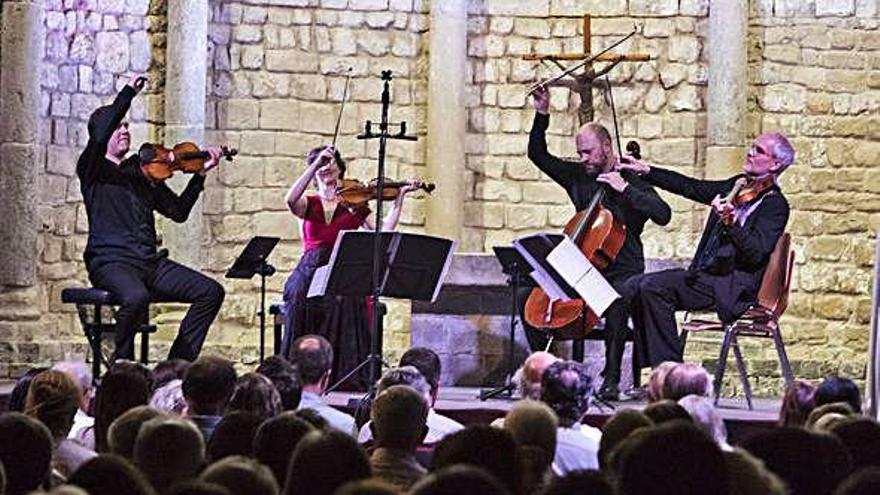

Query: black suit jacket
[644,167,790,322]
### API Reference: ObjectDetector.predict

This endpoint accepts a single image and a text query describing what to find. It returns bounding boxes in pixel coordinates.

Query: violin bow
[605,75,624,159]
[331,67,353,149]
[527,26,638,95]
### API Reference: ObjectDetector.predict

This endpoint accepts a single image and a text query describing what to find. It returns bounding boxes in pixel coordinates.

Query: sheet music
[513,236,573,302]
[307,264,331,298]
[431,239,458,303]
[546,236,620,316]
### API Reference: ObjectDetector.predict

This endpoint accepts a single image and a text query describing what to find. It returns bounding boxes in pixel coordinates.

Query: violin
[138,142,237,181]
[717,175,775,225]
[336,178,435,208]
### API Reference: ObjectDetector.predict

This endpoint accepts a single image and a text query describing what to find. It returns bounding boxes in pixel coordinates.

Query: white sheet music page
[546,237,620,316]
[307,264,330,298]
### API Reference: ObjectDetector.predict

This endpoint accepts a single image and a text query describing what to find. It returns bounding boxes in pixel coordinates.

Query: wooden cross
[522,15,652,125]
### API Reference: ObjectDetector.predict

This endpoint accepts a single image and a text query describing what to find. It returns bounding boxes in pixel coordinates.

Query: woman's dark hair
[206,411,263,463]
[816,375,862,414]
[226,372,282,419]
[306,145,346,178]
[152,359,192,391]
[93,370,151,452]
[256,356,302,411]
[253,412,316,487]
[8,367,49,412]
[68,454,157,495]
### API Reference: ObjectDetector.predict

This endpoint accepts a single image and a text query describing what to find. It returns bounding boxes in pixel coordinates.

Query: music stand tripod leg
[480,263,522,401]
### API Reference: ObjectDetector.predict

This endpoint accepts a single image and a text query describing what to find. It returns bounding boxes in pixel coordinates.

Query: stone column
[425,0,467,244]
[705,0,748,179]
[0,1,43,286]
[161,0,208,267]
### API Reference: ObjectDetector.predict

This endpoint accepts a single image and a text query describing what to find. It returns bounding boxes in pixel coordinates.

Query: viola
[717,175,775,225]
[336,178,435,208]
[138,142,237,181]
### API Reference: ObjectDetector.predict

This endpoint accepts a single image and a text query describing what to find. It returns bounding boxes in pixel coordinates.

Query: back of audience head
[661,363,711,401]
[108,405,164,460]
[833,467,880,495]
[399,347,442,402]
[165,481,232,495]
[376,366,431,401]
[53,360,94,412]
[724,448,787,495]
[780,380,818,427]
[517,351,559,401]
[108,360,155,391]
[283,430,371,495]
[431,425,520,495]
[334,479,401,495]
[24,369,81,439]
[0,412,53,495]
[253,412,316,488]
[256,356,302,410]
[743,426,853,495]
[182,355,237,416]
[291,407,329,430]
[134,416,206,493]
[816,375,862,415]
[503,401,557,494]
[371,385,428,450]
[206,411,263,463]
[540,360,592,427]
[410,465,510,495]
[830,417,880,470]
[542,470,613,495]
[150,379,187,415]
[646,361,679,402]
[8,366,49,412]
[678,394,730,450]
[200,455,279,495]
[615,420,728,495]
[643,399,692,425]
[152,359,191,392]
[806,402,855,430]
[226,372,282,419]
[94,369,151,452]
[67,454,157,495]
[599,409,653,469]
[289,335,333,390]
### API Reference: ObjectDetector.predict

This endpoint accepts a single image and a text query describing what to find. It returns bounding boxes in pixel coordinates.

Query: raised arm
[286,148,332,218]
[76,75,146,184]
[617,156,735,206]
[527,85,577,188]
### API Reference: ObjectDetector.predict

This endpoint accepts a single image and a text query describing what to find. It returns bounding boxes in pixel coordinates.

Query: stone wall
[0,0,877,397]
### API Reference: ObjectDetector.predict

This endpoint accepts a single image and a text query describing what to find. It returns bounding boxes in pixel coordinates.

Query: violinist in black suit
[617,133,795,368]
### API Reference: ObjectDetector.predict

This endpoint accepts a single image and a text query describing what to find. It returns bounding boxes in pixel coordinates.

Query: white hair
[678,394,731,451]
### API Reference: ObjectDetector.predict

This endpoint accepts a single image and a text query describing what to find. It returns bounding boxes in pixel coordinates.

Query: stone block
[46,145,76,177]
[233,25,263,43]
[297,101,338,134]
[629,0,678,16]
[95,31,130,73]
[218,99,260,129]
[391,31,420,57]
[259,99,300,130]
[759,84,807,112]
[357,31,391,56]
[521,182,569,204]
[241,131,276,155]
[513,18,551,39]
[350,0,389,10]
[240,45,264,69]
[505,204,547,229]
[668,35,701,63]
[669,84,702,112]
[266,50,318,73]
[474,178,523,202]
[816,0,855,16]
[215,215,256,243]
[475,0,550,16]
[254,211,298,240]
[464,201,504,228]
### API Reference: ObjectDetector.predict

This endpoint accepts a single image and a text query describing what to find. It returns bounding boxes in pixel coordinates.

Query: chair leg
[573,338,585,362]
[714,325,734,407]
[772,324,795,387]
[273,318,282,356]
[141,328,150,365]
[680,328,689,354]
[730,332,754,410]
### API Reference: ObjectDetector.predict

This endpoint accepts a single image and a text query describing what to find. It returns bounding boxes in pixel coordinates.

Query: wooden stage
[327,386,781,445]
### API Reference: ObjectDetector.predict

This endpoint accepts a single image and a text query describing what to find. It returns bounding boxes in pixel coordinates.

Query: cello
[522,79,637,340]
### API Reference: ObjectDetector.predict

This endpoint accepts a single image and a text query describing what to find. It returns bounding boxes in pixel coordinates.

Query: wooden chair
[680,233,796,410]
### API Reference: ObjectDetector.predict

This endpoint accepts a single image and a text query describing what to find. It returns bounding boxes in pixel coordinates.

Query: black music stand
[226,236,280,363]
[479,246,535,401]
[313,230,456,392]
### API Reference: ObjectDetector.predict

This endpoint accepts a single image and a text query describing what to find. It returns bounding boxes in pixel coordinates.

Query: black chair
[61,288,158,382]
[269,302,285,356]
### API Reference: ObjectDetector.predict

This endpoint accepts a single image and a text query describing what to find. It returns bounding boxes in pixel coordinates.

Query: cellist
[527,84,671,400]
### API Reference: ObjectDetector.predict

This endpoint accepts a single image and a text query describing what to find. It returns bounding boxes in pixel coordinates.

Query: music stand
[226,236,280,363]
[479,246,535,401]
[311,230,456,392]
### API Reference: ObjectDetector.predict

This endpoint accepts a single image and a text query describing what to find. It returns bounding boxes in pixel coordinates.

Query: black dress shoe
[597,383,620,402]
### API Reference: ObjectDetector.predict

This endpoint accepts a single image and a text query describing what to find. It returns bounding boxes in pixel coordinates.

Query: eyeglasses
[118,122,130,129]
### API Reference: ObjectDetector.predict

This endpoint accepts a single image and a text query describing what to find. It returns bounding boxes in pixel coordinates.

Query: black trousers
[626,268,716,368]
[523,272,636,388]
[88,258,225,361]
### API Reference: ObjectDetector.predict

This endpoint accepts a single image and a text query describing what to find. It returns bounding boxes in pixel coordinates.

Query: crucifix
[523,15,652,125]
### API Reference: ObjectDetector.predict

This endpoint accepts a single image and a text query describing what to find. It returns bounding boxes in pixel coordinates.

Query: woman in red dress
[282,145,418,389]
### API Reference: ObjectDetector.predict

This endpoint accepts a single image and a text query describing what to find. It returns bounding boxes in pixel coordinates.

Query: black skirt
[282,247,370,390]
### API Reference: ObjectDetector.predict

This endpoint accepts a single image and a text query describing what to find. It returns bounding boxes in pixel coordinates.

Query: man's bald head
[575,122,615,174]
[518,351,561,400]
[290,335,333,386]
